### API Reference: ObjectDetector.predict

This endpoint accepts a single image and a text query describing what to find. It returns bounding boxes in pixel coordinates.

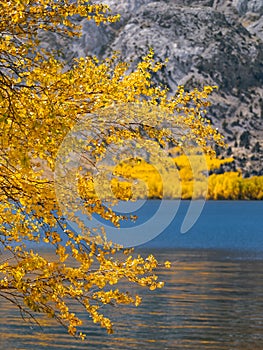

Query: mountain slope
[40,0,263,176]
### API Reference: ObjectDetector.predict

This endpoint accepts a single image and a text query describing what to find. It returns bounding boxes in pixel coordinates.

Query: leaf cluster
[0,0,223,339]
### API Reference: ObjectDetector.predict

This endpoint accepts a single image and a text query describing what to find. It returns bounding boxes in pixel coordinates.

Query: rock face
[42,0,263,176]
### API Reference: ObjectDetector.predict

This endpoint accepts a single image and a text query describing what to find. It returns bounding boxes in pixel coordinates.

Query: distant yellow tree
[207,172,263,200]
[0,0,224,339]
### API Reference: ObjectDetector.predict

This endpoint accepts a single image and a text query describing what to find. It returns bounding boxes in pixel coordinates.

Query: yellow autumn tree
[0,0,224,339]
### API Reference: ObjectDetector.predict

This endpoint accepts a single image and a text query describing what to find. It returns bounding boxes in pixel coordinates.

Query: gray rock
[40,0,263,176]
[233,0,263,15]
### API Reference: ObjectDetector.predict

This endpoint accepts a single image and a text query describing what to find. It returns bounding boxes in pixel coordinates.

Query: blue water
[1,249,263,350]
[1,201,263,349]
[144,200,263,250]
[91,200,263,251]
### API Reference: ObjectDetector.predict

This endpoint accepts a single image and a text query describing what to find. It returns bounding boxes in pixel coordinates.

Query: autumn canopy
[0,0,224,339]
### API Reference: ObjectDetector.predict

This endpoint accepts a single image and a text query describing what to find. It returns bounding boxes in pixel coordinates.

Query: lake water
[1,201,263,349]
[142,200,263,250]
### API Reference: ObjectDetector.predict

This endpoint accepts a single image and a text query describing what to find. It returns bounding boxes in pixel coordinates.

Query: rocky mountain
[40,0,263,176]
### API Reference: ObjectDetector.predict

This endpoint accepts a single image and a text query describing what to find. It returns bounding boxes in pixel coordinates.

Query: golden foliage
[0,0,224,339]
[208,172,263,200]
[108,154,263,200]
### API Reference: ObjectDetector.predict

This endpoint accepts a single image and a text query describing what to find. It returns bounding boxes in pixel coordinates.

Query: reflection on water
[1,249,263,350]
